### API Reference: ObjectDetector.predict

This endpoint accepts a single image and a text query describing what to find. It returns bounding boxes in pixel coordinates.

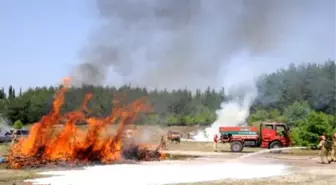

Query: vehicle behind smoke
[0,129,29,143]
[167,130,181,143]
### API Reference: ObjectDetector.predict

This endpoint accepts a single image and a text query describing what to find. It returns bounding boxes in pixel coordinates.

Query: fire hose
[309,145,319,150]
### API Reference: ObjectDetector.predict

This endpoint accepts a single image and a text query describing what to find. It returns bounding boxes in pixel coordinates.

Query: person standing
[331,133,336,162]
[160,136,167,150]
[11,129,18,145]
[213,134,219,152]
[318,135,331,164]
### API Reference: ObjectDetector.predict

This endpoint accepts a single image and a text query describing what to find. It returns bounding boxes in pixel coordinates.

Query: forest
[0,60,335,146]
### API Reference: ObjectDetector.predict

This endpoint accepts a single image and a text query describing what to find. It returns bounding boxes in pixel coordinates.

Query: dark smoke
[71,0,334,91]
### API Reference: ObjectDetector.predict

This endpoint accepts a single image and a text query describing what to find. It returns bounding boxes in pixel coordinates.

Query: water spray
[237,146,308,160]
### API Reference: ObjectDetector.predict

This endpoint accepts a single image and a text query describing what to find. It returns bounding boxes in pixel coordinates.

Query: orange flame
[7,78,163,168]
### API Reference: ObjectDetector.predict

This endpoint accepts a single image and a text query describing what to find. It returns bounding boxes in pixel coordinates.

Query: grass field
[0,144,42,185]
[0,144,8,156]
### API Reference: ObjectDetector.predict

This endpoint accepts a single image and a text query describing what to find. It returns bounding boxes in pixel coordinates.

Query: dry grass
[0,144,9,156]
[0,169,41,185]
[172,174,336,185]
[0,144,40,184]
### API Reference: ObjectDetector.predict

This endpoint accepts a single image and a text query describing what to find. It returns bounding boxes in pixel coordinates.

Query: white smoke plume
[70,0,335,140]
[0,115,11,133]
[193,51,260,141]
[71,0,334,90]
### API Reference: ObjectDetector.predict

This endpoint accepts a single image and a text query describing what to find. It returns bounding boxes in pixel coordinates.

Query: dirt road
[163,150,336,185]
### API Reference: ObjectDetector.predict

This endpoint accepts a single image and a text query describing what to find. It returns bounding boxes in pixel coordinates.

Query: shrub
[13,120,24,129]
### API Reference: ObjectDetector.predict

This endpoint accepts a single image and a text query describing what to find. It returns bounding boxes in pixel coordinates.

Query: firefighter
[317,135,331,164]
[213,134,219,152]
[160,135,166,150]
[331,132,336,162]
[167,131,172,142]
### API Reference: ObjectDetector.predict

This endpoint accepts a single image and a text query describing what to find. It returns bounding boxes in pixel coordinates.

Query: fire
[7,79,165,169]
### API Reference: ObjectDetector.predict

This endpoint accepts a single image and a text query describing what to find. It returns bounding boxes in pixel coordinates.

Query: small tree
[167,114,181,126]
[269,109,281,120]
[283,101,312,127]
[248,109,269,123]
[182,115,195,126]
[290,111,334,146]
[13,120,24,129]
[289,127,305,146]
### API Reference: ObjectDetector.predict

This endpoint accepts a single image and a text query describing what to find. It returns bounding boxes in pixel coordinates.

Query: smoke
[0,115,11,133]
[70,0,335,140]
[193,93,257,141]
[71,0,331,90]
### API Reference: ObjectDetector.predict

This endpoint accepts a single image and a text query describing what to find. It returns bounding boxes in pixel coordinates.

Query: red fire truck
[219,122,292,152]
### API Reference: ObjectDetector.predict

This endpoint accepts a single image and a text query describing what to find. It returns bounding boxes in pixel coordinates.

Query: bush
[269,109,281,120]
[274,116,286,122]
[290,111,335,146]
[283,101,312,127]
[290,127,306,146]
[13,120,24,129]
[248,109,269,122]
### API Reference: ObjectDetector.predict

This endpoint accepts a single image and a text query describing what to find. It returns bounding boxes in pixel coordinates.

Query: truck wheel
[269,141,282,153]
[230,141,243,152]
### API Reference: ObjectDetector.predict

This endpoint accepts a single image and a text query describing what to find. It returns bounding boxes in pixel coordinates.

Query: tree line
[0,60,335,145]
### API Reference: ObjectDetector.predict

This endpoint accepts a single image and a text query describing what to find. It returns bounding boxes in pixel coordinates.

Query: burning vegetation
[6,78,165,169]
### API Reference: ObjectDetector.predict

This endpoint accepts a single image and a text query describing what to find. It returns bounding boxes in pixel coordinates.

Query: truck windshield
[275,125,287,137]
[263,125,273,130]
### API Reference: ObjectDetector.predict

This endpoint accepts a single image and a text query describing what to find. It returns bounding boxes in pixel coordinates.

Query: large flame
[7,78,165,169]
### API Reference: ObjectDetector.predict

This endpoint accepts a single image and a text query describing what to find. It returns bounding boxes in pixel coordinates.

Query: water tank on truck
[219,122,291,152]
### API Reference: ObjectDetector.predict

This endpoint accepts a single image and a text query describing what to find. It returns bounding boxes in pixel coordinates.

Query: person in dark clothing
[160,136,166,150]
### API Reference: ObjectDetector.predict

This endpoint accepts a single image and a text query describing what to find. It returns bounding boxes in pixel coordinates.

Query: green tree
[0,87,6,99]
[289,127,304,146]
[182,115,195,126]
[0,60,334,128]
[269,109,281,120]
[248,109,269,123]
[290,111,335,146]
[13,120,24,129]
[282,101,312,127]
[167,115,180,126]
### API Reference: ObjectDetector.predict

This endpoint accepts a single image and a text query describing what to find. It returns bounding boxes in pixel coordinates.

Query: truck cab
[259,122,291,149]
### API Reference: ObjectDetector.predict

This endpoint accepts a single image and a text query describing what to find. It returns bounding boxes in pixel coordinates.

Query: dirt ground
[166,151,336,185]
[0,126,335,185]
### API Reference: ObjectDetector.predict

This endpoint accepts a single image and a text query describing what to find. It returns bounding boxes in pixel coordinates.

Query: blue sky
[0,0,95,90]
